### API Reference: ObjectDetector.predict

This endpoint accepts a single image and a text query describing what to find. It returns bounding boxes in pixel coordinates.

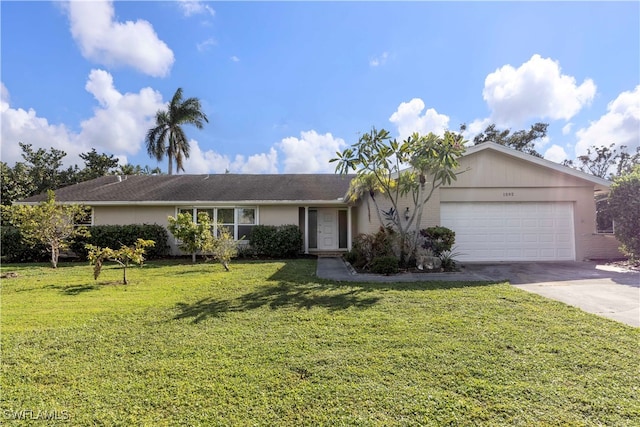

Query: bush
[370,256,399,275]
[348,227,397,269]
[71,224,169,260]
[1,226,49,262]
[608,165,640,261]
[420,226,455,256]
[250,224,303,258]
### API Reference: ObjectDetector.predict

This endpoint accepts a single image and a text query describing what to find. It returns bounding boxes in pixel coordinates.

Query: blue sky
[1,1,638,174]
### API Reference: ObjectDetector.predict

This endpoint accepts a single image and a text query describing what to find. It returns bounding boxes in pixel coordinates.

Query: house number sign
[503,192,515,197]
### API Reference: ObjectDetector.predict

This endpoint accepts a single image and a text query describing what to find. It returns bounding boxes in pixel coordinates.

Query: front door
[317,208,337,250]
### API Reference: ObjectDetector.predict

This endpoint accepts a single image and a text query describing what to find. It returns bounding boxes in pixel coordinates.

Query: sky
[1,1,639,175]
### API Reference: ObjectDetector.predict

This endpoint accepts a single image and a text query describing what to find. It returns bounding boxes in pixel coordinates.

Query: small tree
[608,165,640,262]
[1,190,89,268]
[331,128,466,262]
[203,223,239,271]
[167,212,214,263]
[86,239,155,285]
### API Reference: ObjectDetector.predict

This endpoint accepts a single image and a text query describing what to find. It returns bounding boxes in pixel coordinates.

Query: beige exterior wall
[258,206,300,226]
[354,190,441,236]
[352,148,623,260]
[94,206,175,226]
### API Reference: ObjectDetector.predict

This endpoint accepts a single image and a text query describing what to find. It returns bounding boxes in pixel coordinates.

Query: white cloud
[562,122,573,135]
[1,70,164,167]
[389,98,450,141]
[230,56,240,62]
[178,0,215,17]
[1,87,80,167]
[276,130,347,173]
[235,149,279,174]
[197,38,217,52]
[183,142,278,174]
[65,0,174,77]
[543,144,568,163]
[574,85,640,158]
[483,54,596,126]
[370,52,389,67]
[79,69,165,155]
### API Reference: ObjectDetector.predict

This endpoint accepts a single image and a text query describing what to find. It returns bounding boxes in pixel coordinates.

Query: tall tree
[562,143,640,179]
[78,149,120,181]
[1,143,77,206]
[145,88,209,175]
[465,122,548,157]
[331,128,466,262]
[608,165,640,262]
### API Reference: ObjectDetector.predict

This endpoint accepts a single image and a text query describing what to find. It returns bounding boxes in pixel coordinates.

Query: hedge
[249,225,303,258]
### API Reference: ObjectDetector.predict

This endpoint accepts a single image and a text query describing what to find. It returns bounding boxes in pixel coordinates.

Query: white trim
[304,206,309,254]
[29,199,351,207]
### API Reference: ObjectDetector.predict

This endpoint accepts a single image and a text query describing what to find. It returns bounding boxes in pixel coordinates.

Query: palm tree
[146,88,209,175]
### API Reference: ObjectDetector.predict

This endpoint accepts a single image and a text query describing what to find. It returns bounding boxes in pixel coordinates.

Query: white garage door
[440,202,575,262]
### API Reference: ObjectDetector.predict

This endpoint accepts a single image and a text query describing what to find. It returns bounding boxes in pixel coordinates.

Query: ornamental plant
[86,238,155,285]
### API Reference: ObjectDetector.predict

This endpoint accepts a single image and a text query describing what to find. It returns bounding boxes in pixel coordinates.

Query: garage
[441,202,575,262]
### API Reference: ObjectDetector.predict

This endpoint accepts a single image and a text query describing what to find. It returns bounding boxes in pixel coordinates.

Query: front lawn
[1,259,638,426]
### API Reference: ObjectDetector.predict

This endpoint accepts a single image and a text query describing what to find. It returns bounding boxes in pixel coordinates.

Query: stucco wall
[94,206,175,227]
[259,206,300,226]
[354,191,440,236]
[352,148,623,260]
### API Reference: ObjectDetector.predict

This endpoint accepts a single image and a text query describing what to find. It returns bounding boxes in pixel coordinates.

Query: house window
[595,197,614,234]
[176,207,257,240]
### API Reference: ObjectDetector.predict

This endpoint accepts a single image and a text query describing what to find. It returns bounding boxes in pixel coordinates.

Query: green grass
[1,259,638,426]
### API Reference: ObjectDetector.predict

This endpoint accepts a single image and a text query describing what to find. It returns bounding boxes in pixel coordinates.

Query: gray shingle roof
[20,174,356,204]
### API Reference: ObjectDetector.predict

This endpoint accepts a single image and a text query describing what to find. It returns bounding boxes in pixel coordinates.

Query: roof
[463,142,612,191]
[19,174,356,205]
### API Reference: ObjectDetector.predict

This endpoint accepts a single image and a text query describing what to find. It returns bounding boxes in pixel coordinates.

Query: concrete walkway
[316,258,640,327]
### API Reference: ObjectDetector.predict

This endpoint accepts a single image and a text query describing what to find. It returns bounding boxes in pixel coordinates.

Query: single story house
[20,142,622,261]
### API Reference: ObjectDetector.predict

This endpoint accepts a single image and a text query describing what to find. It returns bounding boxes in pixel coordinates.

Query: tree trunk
[192,253,197,263]
[122,266,128,285]
[51,245,59,268]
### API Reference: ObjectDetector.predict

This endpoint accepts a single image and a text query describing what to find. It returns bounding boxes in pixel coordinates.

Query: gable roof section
[463,142,611,191]
[19,174,356,205]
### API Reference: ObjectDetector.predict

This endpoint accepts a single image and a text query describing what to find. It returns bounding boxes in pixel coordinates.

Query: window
[237,208,256,240]
[176,207,257,240]
[595,197,614,234]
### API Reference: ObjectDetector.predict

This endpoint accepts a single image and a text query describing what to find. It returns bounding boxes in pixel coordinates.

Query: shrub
[370,256,399,275]
[71,224,169,260]
[608,165,640,261]
[0,226,48,262]
[349,227,397,269]
[250,224,303,258]
[420,226,455,256]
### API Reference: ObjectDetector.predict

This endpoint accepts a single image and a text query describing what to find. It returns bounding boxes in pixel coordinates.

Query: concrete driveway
[466,262,640,327]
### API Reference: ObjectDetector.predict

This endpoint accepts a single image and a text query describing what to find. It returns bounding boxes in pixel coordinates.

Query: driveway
[465,262,640,327]
[317,259,640,327]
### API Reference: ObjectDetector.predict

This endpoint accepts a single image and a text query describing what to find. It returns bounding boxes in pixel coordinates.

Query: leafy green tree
[78,148,119,181]
[465,122,548,157]
[17,142,78,194]
[562,143,640,179]
[167,212,214,263]
[1,190,89,268]
[1,161,33,206]
[146,88,209,175]
[86,239,155,284]
[608,165,640,261]
[331,128,466,262]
